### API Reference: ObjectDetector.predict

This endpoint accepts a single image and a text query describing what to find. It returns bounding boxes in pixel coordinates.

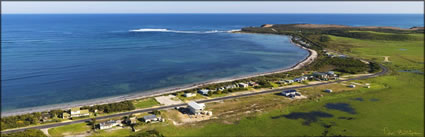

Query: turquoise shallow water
[2,14,423,112]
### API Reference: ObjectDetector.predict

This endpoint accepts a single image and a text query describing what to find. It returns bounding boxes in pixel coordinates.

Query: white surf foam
[129,28,234,34]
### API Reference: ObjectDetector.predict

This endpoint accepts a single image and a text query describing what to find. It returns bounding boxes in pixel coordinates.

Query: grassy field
[133,98,160,109]
[48,122,91,137]
[89,128,133,137]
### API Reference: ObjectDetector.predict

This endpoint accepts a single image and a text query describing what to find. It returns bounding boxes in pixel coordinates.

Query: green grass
[89,128,133,137]
[48,123,91,137]
[133,98,160,109]
[327,34,424,70]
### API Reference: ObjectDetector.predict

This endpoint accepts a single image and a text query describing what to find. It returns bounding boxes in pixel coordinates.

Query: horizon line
[3,13,424,14]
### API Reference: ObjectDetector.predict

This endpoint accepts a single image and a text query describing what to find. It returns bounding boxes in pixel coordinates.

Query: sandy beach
[1,35,317,117]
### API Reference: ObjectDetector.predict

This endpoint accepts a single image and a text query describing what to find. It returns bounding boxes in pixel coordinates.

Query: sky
[2,2,424,14]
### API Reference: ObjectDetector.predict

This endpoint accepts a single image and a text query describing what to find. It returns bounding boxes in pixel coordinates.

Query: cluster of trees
[1,110,62,130]
[2,129,47,137]
[310,57,369,74]
[81,100,135,113]
[368,62,381,73]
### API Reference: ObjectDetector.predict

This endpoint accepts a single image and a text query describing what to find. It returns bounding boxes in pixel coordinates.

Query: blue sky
[2,2,424,14]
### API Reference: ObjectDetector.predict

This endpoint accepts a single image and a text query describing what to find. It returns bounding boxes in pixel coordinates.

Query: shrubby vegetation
[127,130,164,137]
[2,129,47,137]
[82,100,135,113]
[1,111,61,130]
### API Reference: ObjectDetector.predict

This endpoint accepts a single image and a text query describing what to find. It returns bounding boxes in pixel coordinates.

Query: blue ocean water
[1,14,424,112]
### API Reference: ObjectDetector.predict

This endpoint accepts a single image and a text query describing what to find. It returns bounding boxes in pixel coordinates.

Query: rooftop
[143,114,157,120]
[188,101,205,110]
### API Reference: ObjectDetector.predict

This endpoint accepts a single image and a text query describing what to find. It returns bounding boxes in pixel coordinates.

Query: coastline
[1,34,317,117]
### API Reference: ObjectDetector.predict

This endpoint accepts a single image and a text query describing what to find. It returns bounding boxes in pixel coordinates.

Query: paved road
[1,64,388,134]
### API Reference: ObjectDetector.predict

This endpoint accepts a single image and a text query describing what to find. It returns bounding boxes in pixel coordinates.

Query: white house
[99,120,122,130]
[143,114,162,123]
[70,107,89,118]
[225,84,237,89]
[238,83,249,88]
[281,90,301,98]
[183,92,196,97]
[187,101,205,115]
[294,76,308,82]
[284,80,294,83]
[198,89,210,95]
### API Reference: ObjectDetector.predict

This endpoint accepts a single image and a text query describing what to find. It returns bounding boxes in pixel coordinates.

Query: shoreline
[1,35,317,117]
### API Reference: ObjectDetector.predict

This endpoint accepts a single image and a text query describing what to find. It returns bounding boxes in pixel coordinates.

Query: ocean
[1,14,423,112]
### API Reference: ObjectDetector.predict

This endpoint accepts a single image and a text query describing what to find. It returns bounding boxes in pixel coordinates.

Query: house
[126,117,138,125]
[324,89,333,93]
[217,87,225,91]
[327,71,338,77]
[348,85,356,88]
[40,113,52,122]
[238,83,249,88]
[277,80,287,84]
[99,120,122,130]
[313,72,329,79]
[183,92,196,97]
[143,114,162,123]
[187,101,205,115]
[284,80,294,84]
[61,113,70,119]
[70,107,90,118]
[294,76,308,82]
[225,84,237,89]
[248,81,258,86]
[197,89,210,95]
[281,90,301,98]
[365,85,371,88]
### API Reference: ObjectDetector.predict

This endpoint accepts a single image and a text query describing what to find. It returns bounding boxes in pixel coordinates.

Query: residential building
[143,114,162,123]
[348,85,356,88]
[61,113,70,119]
[225,84,237,89]
[238,83,249,88]
[281,89,301,98]
[99,120,122,130]
[197,89,210,95]
[183,92,196,97]
[294,76,308,82]
[187,101,205,115]
[248,81,258,86]
[70,107,90,118]
[313,72,329,79]
[284,80,294,83]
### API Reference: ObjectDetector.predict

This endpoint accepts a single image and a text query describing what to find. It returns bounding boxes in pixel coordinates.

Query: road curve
[1,64,388,134]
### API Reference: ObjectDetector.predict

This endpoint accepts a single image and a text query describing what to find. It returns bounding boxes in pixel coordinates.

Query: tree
[152,110,161,115]
[91,118,97,130]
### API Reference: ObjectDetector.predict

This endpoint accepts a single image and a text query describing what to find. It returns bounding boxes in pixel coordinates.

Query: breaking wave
[129,28,240,34]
